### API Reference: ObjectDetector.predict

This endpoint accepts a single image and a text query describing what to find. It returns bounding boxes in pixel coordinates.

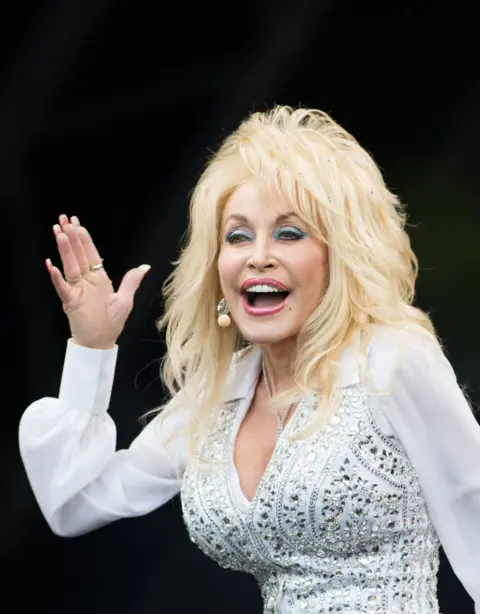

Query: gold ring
[89,259,104,272]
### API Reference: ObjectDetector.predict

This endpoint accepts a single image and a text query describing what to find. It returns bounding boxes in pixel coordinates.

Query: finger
[58,213,72,231]
[46,258,75,304]
[63,222,90,274]
[75,223,104,269]
[54,224,82,281]
[116,265,151,305]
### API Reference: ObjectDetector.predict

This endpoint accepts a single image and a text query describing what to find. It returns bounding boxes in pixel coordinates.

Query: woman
[19,106,479,613]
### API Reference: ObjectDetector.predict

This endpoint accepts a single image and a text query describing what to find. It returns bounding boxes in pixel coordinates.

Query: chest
[232,396,284,503]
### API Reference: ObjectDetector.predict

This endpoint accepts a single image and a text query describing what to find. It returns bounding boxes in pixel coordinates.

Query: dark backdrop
[3,1,478,612]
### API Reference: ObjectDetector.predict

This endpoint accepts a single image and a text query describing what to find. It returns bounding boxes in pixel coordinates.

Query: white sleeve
[19,339,190,538]
[367,330,480,609]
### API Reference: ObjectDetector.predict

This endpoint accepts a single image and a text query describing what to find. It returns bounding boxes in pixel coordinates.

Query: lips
[241,292,289,316]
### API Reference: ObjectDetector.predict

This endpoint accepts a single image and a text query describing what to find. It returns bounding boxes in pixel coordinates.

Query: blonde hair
[149,105,438,460]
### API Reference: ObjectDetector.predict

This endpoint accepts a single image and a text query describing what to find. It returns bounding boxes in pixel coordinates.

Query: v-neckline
[223,336,361,513]
[228,374,304,513]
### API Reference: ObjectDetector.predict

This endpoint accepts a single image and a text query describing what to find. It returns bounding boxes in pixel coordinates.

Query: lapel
[223,338,362,405]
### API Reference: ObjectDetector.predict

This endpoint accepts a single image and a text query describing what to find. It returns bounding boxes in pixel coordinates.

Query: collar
[223,339,362,404]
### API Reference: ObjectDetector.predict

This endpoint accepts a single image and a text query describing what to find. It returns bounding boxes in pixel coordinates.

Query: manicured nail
[53,224,61,234]
[138,264,151,272]
[71,215,80,226]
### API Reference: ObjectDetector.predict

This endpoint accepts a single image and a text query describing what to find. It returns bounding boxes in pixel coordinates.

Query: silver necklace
[261,357,295,438]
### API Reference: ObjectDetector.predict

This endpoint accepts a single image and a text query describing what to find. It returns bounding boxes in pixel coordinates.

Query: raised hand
[46,214,151,349]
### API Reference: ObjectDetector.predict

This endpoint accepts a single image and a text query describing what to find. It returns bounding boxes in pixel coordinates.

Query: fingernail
[138,264,151,272]
[53,224,61,234]
[71,215,80,226]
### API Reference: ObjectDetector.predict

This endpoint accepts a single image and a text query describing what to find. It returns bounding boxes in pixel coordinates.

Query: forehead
[221,182,293,224]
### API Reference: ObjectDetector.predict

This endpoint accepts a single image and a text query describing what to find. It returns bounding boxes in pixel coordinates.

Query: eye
[224,228,253,244]
[274,226,307,240]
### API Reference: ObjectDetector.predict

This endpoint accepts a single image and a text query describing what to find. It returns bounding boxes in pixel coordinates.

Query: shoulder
[363,325,456,391]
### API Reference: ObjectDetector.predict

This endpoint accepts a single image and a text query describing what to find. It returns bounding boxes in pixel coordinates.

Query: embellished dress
[19,329,480,613]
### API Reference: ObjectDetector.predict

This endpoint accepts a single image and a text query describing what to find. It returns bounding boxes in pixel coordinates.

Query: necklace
[261,357,295,438]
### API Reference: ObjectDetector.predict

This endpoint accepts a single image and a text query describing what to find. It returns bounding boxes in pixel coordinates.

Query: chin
[236,320,296,347]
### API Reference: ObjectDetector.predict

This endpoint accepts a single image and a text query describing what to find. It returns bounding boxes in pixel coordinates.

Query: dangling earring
[217,298,231,328]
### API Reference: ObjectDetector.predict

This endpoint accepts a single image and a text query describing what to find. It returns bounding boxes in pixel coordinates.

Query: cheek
[292,251,328,298]
[217,250,241,293]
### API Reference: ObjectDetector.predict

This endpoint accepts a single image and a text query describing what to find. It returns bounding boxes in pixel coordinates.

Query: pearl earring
[217,298,231,328]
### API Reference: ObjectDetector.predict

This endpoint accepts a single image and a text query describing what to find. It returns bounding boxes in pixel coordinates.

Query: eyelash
[225,226,307,244]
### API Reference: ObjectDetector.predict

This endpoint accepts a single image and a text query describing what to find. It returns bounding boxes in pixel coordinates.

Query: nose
[247,237,276,271]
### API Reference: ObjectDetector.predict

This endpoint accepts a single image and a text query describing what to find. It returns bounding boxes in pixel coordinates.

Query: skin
[218,181,329,399]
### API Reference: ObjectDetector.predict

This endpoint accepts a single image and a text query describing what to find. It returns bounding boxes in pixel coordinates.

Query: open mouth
[243,290,290,308]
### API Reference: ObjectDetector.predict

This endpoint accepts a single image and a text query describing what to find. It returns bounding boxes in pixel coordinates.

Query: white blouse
[18,329,480,610]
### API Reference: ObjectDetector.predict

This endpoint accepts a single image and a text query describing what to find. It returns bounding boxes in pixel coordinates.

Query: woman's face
[218,182,329,347]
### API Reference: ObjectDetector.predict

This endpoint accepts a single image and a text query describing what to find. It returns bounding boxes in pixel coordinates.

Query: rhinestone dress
[181,380,440,613]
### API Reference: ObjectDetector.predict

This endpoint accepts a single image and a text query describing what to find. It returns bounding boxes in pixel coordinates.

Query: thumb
[116,264,151,304]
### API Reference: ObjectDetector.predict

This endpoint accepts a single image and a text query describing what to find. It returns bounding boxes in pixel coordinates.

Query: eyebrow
[224,211,299,226]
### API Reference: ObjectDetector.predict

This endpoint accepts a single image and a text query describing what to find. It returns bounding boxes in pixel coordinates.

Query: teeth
[245,284,283,293]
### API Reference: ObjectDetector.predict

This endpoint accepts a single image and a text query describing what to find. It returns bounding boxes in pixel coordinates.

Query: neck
[258,338,296,395]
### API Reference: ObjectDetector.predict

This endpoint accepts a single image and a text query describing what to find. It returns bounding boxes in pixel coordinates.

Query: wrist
[70,338,117,350]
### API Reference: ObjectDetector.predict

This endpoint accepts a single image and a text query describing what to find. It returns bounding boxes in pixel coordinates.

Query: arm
[19,340,190,537]
[368,329,480,609]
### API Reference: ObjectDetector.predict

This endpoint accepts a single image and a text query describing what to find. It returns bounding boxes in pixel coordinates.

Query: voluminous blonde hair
[151,105,437,459]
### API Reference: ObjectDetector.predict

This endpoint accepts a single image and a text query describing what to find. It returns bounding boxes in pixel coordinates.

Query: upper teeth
[245,284,283,293]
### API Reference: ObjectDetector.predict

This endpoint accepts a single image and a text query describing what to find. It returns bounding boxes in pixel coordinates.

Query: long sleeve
[367,329,480,609]
[19,339,191,537]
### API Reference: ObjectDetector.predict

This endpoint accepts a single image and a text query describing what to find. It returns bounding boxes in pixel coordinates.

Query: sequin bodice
[181,384,441,613]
